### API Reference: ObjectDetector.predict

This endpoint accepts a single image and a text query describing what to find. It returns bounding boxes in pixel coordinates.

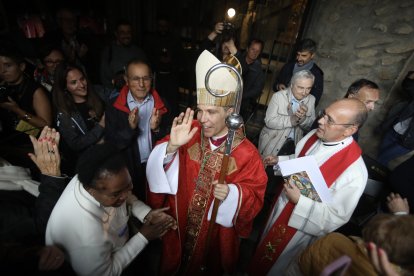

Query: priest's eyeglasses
[318,110,355,127]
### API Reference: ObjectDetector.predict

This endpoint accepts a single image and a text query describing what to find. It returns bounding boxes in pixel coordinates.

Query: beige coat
[258,89,315,157]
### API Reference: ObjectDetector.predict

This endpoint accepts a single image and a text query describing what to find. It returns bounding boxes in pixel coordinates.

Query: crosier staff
[201,62,243,272]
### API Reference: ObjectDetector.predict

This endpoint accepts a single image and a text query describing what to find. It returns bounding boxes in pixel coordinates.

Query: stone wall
[304,0,414,157]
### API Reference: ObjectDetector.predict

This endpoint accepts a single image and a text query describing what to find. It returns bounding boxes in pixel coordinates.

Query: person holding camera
[0,46,52,167]
[202,22,236,62]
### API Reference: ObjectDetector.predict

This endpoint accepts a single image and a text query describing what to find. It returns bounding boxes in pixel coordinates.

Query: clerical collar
[322,142,343,146]
[322,137,348,146]
[210,133,228,147]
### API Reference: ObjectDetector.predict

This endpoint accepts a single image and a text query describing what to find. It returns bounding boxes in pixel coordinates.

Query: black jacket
[105,88,169,200]
[56,111,105,152]
[235,51,265,100]
[381,74,414,149]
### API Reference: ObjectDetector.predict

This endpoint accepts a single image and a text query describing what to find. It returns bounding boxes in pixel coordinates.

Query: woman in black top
[0,47,52,166]
[52,63,105,174]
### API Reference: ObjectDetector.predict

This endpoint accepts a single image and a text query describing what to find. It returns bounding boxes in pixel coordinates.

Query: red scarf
[113,85,168,115]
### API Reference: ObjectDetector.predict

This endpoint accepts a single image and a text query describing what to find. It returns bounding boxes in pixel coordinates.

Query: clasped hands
[295,104,308,119]
[140,207,178,240]
[128,107,161,131]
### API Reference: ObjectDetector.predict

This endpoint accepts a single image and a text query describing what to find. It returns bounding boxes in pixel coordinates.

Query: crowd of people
[0,6,413,276]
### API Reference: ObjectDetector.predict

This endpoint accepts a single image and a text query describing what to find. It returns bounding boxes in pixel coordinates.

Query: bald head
[316,98,368,142]
[335,98,368,127]
[338,98,368,128]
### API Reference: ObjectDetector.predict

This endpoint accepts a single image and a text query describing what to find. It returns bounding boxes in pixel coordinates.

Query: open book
[276,155,332,203]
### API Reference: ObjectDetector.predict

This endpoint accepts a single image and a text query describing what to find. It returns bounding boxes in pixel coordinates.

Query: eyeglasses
[44,59,63,65]
[318,110,355,127]
[127,76,153,84]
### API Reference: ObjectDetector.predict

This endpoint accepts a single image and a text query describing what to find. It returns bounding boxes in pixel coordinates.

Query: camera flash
[227,8,236,18]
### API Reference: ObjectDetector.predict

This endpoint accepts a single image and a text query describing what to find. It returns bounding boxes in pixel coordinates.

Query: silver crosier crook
[204,62,244,144]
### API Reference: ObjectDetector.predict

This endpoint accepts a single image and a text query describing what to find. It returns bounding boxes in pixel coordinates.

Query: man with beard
[273,38,324,106]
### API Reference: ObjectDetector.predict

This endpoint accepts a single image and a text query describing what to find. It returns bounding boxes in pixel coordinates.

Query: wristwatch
[23,113,32,121]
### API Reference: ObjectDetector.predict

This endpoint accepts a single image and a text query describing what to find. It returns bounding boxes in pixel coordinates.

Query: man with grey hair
[259,70,316,158]
[251,98,368,275]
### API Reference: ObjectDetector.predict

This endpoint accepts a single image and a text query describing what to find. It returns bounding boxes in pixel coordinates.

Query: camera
[223,22,234,30]
[221,22,235,42]
[0,85,12,103]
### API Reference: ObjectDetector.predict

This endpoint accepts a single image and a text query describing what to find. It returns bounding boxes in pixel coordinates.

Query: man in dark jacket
[105,59,169,201]
[224,38,265,121]
[273,38,324,106]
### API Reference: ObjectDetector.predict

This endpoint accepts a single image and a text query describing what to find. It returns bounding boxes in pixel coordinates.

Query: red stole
[248,133,361,276]
[112,85,168,115]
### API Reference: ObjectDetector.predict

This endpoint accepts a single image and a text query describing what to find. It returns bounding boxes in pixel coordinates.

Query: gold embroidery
[192,193,207,208]
[188,143,201,161]
[261,224,288,262]
[182,128,247,268]
[227,157,237,175]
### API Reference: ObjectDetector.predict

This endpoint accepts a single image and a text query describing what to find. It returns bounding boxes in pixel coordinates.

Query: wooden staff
[200,62,244,272]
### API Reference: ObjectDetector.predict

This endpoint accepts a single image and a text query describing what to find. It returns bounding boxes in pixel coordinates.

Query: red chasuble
[248,133,362,276]
[148,121,267,275]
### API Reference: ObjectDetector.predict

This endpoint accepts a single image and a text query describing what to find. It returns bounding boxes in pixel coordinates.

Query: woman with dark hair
[34,45,65,93]
[52,62,105,174]
[0,47,52,166]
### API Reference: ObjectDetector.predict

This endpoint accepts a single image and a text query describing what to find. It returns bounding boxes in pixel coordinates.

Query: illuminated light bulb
[227,8,236,18]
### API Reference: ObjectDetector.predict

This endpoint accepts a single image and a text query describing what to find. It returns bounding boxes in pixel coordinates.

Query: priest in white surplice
[249,98,369,275]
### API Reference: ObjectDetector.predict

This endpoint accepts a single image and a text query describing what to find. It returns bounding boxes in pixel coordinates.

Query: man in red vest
[251,98,369,275]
